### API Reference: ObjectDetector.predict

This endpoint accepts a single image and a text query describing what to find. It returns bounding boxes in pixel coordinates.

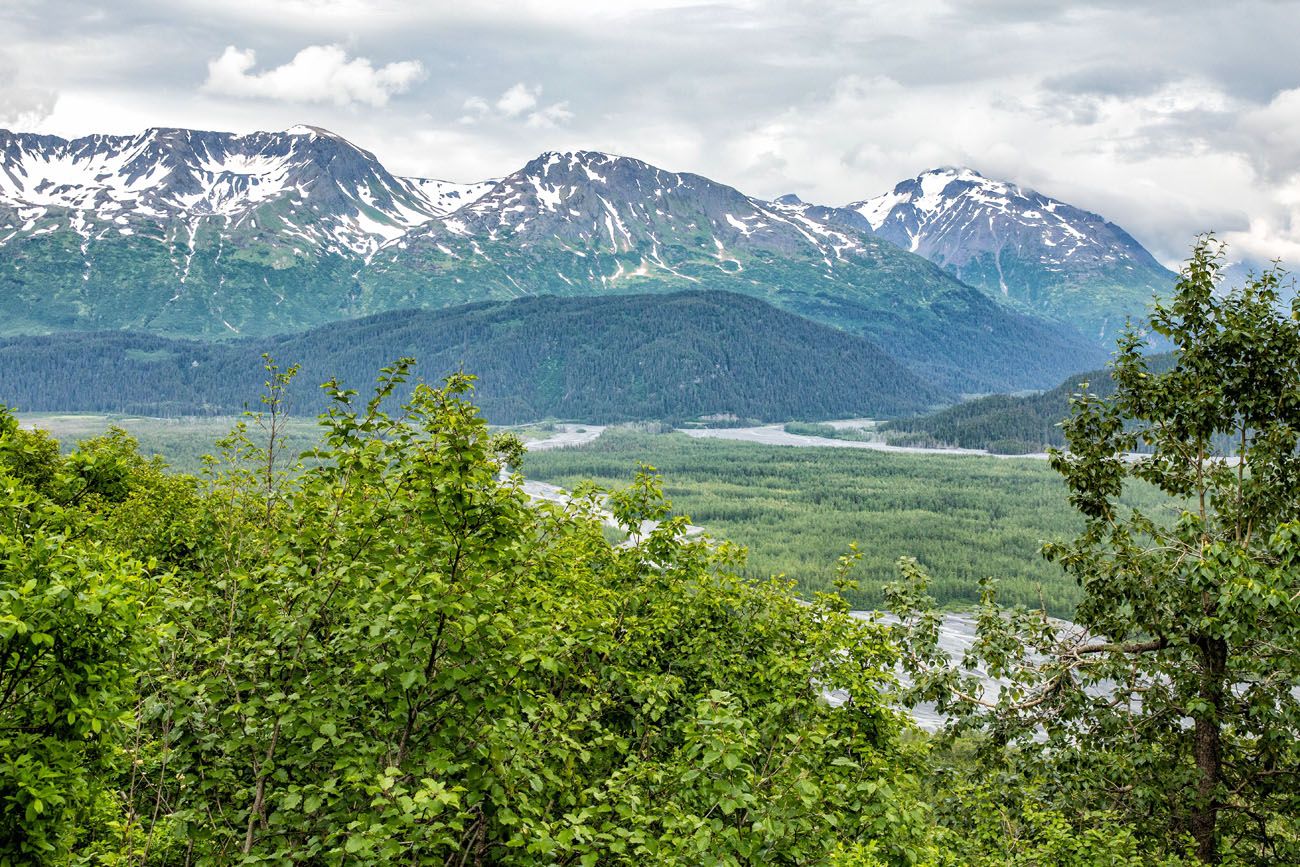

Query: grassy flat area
[15,413,582,475]
[524,429,1172,614]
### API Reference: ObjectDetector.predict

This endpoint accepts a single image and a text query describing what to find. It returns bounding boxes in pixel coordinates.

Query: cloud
[1042,65,1174,100]
[526,101,573,128]
[495,83,539,117]
[1238,86,1300,182]
[202,44,423,107]
[0,56,57,127]
[461,82,572,127]
[6,0,1299,269]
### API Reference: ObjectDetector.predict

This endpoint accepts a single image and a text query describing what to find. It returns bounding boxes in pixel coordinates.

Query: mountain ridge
[0,125,494,257]
[0,125,1107,392]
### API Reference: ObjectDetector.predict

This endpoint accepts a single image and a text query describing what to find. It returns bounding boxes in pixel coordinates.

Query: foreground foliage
[2,364,928,864]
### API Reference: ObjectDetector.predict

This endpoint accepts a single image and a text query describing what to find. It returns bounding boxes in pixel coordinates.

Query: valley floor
[18,413,1167,615]
[678,422,1050,458]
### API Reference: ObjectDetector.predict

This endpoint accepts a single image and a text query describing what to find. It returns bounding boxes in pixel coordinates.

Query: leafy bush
[2,366,931,864]
[0,413,158,864]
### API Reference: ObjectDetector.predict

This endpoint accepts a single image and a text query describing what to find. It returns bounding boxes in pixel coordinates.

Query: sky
[3,0,1299,268]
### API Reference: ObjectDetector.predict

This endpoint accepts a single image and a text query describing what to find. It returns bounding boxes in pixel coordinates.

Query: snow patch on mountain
[849,167,1133,267]
[401,177,497,216]
[0,126,496,257]
[844,166,1176,342]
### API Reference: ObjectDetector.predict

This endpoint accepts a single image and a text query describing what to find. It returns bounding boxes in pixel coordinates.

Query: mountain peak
[519,150,651,184]
[0,125,492,257]
[847,166,1173,341]
[284,123,340,138]
[854,166,1048,233]
[441,147,874,264]
[921,165,986,181]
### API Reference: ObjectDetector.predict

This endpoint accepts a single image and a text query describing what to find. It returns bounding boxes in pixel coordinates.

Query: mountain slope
[363,150,1104,391]
[882,352,1178,452]
[850,167,1176,342]
[0,125,491,253]
[0,291,948,422]
[0,126,492,335]
[0,127,1105,392]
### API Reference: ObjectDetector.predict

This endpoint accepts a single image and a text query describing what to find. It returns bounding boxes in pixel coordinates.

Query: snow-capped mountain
[366,148,1106,391]
[457,150,873,261]
[850,167,1175,340]
[0,127,1105,392]
[393,150,874,277]
[0,125,493,258]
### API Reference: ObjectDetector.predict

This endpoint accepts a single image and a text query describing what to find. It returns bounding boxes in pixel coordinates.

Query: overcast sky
[3,0,1298,267]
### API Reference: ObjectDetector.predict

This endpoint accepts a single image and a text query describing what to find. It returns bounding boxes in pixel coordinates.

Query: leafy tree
[0,411,157,864]
[105,363,926,864]
[888,239,1300,864]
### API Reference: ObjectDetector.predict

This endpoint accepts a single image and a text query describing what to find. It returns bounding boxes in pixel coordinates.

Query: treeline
[0,290,948,423]
[883,353,1176,452]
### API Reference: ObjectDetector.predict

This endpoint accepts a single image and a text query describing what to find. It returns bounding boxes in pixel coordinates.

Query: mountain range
[0,125,1178,397]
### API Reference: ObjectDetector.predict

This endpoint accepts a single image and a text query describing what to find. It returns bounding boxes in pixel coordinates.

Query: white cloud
[461,82,572,128]
[526,101,573,128]
[202,44,423,107]
[1239,87,1300,181]
[495,83,539,117]
[0,56,57,127]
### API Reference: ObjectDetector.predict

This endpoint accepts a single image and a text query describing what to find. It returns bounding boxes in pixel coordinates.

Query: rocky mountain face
[0,126,493,336]
[0,125,492,255]
[849,167,1176,341]
[0,128,1106,392]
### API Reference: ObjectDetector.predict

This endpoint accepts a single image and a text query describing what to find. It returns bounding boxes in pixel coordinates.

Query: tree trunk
[1190,635,1227,863]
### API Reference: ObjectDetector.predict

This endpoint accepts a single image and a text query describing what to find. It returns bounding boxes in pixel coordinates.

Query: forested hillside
[883,353,1176,452]
[0,291,948,422]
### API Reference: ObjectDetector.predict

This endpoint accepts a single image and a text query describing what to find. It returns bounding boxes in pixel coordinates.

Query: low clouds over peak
[203,45,424,107]
[3,0,1298,268]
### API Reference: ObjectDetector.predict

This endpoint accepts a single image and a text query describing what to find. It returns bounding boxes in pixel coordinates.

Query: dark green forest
[0,290,947,423]
[883,353,1177,452]
[523,430,1176,614]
